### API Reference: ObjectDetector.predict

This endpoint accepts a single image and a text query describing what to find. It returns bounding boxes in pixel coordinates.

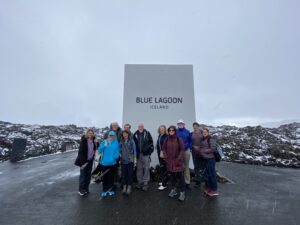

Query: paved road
[0,151,299,225]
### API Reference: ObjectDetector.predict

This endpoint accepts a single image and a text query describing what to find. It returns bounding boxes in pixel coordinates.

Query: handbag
[160,150,164,158]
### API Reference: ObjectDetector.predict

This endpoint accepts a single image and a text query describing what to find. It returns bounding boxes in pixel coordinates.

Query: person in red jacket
[161,125,186,201]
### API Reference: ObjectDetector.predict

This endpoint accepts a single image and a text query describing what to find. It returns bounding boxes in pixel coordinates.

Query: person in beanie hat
[98,131,120,197]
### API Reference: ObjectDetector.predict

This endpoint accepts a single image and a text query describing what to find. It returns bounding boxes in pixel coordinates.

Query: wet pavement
[0,151,299,225]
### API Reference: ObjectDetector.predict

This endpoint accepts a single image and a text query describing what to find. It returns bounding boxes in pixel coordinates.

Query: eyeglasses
[169,130,175,132]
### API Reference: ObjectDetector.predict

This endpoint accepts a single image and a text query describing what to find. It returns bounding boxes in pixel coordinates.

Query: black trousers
[169,171,185,192]
[192,151,207,183]
[158,157,168,186]
[101,165,116,192]
[79,160,93,192]
[121,163,134,186]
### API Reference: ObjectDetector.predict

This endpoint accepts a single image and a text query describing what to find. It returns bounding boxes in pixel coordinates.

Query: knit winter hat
[108,131,116,136]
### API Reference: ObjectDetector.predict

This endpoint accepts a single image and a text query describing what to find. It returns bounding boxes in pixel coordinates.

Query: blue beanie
[108,131,116,136]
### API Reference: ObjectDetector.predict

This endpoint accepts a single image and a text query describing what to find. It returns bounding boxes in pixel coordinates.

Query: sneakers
[168,189,178,198]
[158,185,167,191]
[126,185,132,195]
[178,192,186,201]
[108,191,115,196]
[78,191,86,196]
[158,182,163,186]
[101,191,115,197]
[207,190,219,196]
[203,186,211,195]
[122,185,127,195]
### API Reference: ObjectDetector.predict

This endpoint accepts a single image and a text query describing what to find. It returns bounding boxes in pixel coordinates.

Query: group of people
[75,119,219,202]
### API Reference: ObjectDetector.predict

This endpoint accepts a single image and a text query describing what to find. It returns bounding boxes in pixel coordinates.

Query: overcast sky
[0,0,299,128]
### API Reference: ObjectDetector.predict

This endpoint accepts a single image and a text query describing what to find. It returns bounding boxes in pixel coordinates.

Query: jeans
[121,163,134,186]
[79,159,93,192]
[170,172,185,192]
[205,159,218,191]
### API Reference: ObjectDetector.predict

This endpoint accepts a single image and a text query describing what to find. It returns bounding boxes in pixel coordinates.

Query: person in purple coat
[162,126,186,201]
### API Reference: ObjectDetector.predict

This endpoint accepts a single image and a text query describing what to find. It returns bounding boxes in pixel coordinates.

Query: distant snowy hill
[0,121,299,168]
[261,119,300,128]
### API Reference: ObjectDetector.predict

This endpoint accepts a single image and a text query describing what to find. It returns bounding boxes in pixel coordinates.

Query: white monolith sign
[122,64,196,164]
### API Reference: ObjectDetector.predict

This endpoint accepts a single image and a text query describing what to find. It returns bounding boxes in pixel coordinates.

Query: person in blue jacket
[176,119,192,189]
[98,131,120,197]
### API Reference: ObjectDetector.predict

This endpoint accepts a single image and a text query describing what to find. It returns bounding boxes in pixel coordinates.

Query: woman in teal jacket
[98,131,120,197]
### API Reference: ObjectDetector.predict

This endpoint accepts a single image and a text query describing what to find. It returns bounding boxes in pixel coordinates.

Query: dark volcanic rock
[204,123,300,168]
[0,121,299,168]
[0,121,105,162]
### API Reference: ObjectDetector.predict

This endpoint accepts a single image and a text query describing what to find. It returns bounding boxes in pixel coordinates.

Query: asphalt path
[0,151,299,225]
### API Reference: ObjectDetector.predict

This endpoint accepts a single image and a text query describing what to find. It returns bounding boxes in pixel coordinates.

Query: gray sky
[0,0,299,128]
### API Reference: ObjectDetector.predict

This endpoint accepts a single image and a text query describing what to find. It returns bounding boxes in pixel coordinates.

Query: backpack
[214,144,225,162]
[207,138,224,162]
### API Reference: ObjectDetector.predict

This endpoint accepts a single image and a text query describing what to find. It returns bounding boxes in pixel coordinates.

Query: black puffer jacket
[74,135,99,167]
[133,129,154,158]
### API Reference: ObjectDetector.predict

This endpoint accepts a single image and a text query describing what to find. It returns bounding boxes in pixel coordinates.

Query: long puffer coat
[162,135,185,172]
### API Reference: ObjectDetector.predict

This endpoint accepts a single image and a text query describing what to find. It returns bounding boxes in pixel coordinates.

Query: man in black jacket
[133,123,154,191]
